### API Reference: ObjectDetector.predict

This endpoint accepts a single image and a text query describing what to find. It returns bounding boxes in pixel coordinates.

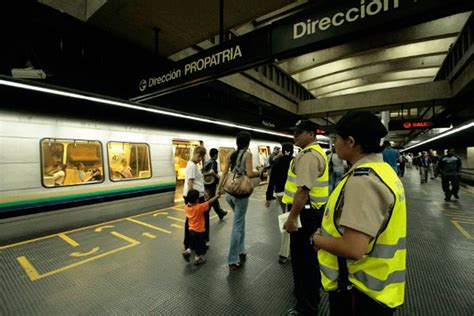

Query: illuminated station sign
[389,120,449,130]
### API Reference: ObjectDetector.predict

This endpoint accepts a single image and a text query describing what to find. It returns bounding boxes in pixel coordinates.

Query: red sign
[390,120,439,130]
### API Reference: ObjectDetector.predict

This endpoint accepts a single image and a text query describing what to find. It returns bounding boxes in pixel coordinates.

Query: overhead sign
[272,0,472,57]
[389,119,450,130]
[131,30,271,102]
[131,0,472,100]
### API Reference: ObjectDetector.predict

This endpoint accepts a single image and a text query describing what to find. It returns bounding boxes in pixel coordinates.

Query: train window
[40,139,104,188]
[218,147,234,172]
[107,142,151,181]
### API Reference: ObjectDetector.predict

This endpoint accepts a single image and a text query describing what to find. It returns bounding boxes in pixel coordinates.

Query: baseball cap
[289,119,320,133]
[327,111,388,143]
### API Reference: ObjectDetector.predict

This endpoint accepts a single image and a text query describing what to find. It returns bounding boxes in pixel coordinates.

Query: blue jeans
[225,194,249,265]
[329,172,343,193]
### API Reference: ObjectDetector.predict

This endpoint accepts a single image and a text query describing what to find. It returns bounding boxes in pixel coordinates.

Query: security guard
[311,111,407,315]
[283,119,329,315]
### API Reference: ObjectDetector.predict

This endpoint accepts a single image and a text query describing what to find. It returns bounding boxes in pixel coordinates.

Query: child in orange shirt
[183,189,222,265]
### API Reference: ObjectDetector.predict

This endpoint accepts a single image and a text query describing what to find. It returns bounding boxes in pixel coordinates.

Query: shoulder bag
[222,151,253,197]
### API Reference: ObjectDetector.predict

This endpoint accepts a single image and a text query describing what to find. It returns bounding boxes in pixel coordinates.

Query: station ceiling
[20,1,474,146]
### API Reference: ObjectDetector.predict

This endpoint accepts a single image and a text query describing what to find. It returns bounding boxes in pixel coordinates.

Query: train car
[0,108,284,216]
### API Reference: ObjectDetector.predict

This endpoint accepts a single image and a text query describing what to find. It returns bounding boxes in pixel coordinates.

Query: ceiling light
[0,78,292,139]
[401,120,473,152]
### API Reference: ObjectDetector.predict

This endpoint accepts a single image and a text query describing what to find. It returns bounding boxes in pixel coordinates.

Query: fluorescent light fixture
[11,67,47,79]
[401,120,474,152]
[0,78,292,139]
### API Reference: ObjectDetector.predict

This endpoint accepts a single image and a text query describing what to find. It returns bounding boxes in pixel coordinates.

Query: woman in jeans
[218,131,261,271]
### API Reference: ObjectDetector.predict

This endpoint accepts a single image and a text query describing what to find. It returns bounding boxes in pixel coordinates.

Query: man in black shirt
[265,143,293,263]
[436,148,462,201]
[203,148,228,219]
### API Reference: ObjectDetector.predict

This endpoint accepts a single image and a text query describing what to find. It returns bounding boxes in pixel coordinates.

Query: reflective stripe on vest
[318,162,407,308]
[282,143,329,209]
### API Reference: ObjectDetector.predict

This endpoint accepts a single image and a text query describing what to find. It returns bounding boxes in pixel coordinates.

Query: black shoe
[218,210,228,220]
[278,255,288,264]
[453,193,459,199]
[239,253,247,261]
[285,307,302,316]
[182,250,191,262]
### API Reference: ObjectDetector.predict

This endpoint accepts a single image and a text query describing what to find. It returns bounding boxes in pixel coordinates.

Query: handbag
[222,151,253,197]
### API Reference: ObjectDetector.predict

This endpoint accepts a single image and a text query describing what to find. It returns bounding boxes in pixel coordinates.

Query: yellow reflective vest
[318,162,407,308]
[282,143,329,209]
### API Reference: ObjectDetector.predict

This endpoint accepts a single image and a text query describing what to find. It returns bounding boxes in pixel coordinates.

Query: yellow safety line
[171,206,184,212]
[58,234,79,247]
[170,224,182,229]
[110,231,141,244]
[126,218,171,234]
[70,247,100,257]
[142,233,157,239]
[0,204,183,250]
[210,215,218,220]
[167,216,185,222]
[451,218,474,223]
[17,256,41,281]
[153,212,169,216]
[22,243,139,281]
[451,221,474,240]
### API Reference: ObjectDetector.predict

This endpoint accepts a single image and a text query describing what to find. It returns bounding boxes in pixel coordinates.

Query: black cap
[327,111,388,142]
[289,119,320,133]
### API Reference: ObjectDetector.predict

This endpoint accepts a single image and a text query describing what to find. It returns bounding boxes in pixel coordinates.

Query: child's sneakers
[182,249,191,262]
[194,256,206,266]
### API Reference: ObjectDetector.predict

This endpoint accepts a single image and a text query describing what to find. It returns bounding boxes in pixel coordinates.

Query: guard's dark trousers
[289,206,322,315]
[329,288,395,316]
[441,175,459,199]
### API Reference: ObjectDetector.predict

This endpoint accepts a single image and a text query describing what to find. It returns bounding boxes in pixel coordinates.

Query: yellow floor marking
[17,256,41,281]
[167,216,185,222]
[142,232,157,239]
[58,234,79,247]
[153,212,169,216]
[451,218,474,223]
[0,204,182,250]
[94,225,115,232]
[126,218,171,234]
[171,206,184,212]
[111,231,141,243]
[451,221,474,240]
[171,224,182,229]
[21,242,139,281]
[70,247,100,257]
[210,215,218,220]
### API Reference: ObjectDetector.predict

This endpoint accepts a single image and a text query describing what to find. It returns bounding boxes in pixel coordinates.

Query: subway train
[0,108,328,216]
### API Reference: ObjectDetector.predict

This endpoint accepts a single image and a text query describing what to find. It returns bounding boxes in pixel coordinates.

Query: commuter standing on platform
[265,142,293,264]
[282,120,329,316]
[436,148,462,201]
[419,152,430,183]
[182,146,209,261]
[203,148,228,220]
[382,140,399,173]
[218,131,262,271]
[328,147,347,193]
[312,111,406,316]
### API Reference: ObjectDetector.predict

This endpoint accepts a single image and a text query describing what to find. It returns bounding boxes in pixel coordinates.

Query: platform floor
[1,168,473,315]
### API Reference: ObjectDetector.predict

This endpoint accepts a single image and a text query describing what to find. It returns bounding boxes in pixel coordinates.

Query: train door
[172,139,202,202]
